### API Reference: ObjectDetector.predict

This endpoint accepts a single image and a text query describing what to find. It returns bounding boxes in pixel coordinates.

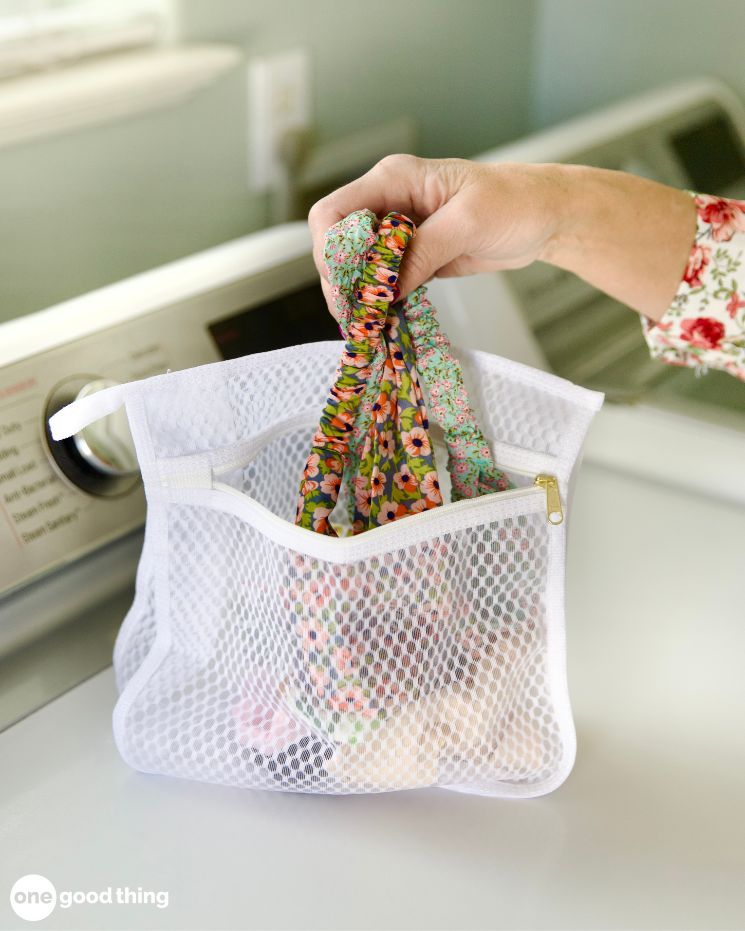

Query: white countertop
[2,461,744,931]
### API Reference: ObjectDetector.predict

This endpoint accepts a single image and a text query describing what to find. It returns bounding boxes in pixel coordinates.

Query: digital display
[671,114,745,194]
[208,282,340,360]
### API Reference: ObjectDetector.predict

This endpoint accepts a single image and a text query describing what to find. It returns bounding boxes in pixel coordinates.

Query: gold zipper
[534,474,563,525]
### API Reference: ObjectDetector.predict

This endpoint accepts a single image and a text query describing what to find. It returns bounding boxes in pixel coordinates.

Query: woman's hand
[308,155,697,323]
[308,155,565,318]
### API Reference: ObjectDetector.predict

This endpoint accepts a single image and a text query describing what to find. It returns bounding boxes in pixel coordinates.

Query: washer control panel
[1,330,176,597]
[0,251,329,596]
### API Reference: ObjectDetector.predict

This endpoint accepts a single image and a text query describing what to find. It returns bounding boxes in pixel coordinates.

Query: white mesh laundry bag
[49,341,603,797]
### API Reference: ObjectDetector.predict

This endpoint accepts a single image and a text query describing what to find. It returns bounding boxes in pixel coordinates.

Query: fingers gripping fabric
[296,210,513,537]
[51,310,603,797]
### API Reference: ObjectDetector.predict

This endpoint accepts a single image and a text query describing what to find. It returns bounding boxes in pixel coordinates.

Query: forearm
[539,164,697,322]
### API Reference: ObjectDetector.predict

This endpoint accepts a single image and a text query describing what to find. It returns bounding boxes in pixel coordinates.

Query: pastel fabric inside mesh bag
[49,312,603,798]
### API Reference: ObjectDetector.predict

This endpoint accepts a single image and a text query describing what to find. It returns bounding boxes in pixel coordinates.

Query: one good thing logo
[9,874,169,922]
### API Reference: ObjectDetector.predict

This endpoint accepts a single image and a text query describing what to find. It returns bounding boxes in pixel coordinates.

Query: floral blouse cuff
[641,192,745,382]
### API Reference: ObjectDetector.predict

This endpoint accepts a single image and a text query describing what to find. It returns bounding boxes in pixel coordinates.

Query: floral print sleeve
[641,193,745,381]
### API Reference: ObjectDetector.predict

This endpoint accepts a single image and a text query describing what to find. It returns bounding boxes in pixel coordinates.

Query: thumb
[397,199,469,298]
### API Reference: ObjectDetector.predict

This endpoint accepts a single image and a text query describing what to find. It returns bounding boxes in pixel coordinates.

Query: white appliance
[1,80,744,930]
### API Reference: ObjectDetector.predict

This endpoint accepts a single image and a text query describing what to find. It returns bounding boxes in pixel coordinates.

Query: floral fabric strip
[641,193,745,381]
[349,308,444,531]
[322,208,513,514]
[295,212,442,536]
[404,286,513,498]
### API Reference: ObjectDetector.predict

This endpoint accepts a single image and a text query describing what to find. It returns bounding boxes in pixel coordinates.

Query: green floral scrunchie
[295,209,512,537]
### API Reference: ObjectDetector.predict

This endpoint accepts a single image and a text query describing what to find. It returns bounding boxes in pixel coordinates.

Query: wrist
[533,163,698,320]
[536,163,592,268]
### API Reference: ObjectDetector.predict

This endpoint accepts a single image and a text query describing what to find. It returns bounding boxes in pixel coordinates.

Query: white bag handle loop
[48,383,126,440]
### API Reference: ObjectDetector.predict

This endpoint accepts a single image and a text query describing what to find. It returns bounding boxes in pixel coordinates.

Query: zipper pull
[534,474,564,525]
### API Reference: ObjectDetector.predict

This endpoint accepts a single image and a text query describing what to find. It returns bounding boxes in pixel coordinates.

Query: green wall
[531,0,745,128]
[1,0,537,321]
[180,0,537,162]
[8,0,742,322]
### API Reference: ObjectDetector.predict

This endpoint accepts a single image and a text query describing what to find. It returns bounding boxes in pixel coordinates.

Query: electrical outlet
[248,48,311,192]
